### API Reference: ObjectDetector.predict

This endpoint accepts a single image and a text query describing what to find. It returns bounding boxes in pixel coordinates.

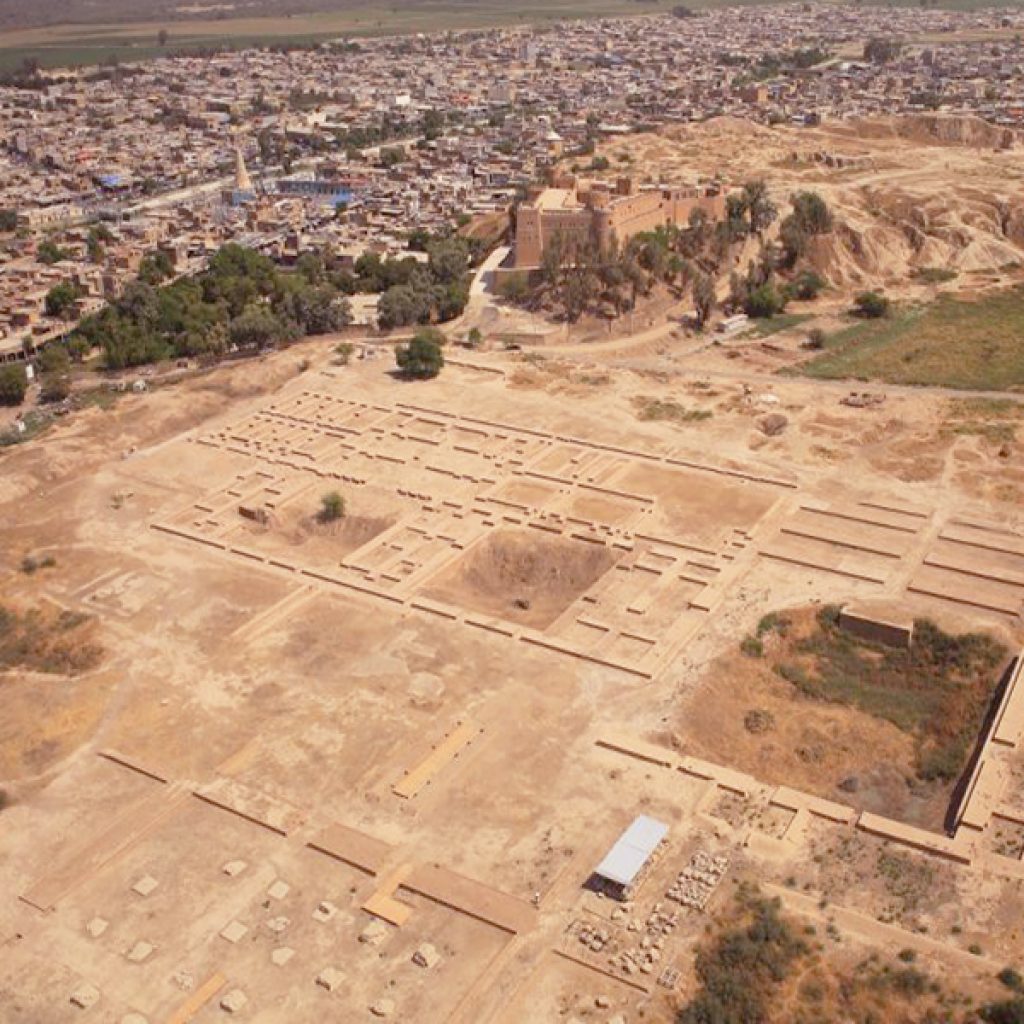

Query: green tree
[497,271,530,303]
[37,344,72,402]
[427,237,470,285]
[0,210,17,232]
[742,180,778,234]
[745,282,787,318]
[228,306,288,350]
[138,250,174,285]
[790,191,833,234]
[0,364,27,406]
[692,272,715,330]
[864,37,903,63]
[44,282,80,320]
[395,329,444,379]
[37,239,69,265]
[421,108,445,141]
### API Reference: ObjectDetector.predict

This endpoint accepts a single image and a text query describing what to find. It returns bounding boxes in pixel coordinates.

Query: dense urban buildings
[1,2,1023,355]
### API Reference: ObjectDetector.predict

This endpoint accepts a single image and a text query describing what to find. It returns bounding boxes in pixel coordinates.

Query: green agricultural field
[4,0,1023,72]
[0,0,680,72]
[798,288,1024,391]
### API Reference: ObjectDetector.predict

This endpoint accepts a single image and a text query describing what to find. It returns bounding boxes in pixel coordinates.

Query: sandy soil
[1,125,1024,1018]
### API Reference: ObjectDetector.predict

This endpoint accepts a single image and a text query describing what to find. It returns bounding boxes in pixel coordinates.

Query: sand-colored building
[512,175,725,269]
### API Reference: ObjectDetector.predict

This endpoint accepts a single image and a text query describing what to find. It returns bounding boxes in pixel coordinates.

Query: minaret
[234,145,253,193]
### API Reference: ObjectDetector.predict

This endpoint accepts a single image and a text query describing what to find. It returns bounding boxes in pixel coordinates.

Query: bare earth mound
[423,528,618,629]
[611,114,1024,293]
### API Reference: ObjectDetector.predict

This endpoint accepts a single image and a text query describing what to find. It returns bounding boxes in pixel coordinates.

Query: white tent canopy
[594,815,669,887]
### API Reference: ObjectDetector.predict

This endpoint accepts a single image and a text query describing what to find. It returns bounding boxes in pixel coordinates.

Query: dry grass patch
[799,288,1024,390]
[0,603,102,676]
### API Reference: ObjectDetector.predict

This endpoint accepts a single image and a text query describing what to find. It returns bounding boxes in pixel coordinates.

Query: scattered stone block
[126,941,154,963]
[757,413,788,437]
[271,946,295,967]
[316,967,344,992]
[267,916,290,934]
[86,916,108,938]
[267,879,291,900]
[220,989,248,1013]
[70,983,100,1009]
[412,942,441,968]
[220,920,249,944]
[312,900,339,923]
[359,919,390,946]
[120,1015,148,1024]
[370,998,395,1018]
[131,875,158,897]
[222,860,248,878]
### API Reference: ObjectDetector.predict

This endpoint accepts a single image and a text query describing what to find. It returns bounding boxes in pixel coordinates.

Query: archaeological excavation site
[2,333,1023,1024]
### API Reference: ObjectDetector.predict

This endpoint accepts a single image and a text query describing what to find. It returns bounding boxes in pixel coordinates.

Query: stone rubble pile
[665,851,729,911]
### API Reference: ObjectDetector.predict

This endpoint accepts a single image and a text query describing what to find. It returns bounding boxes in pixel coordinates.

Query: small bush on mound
[853,291,891,319]
[744,709,775,734]
[395,328,444,379]
[740,636,764,658]
[787,270,826,301]
[318,491,345,523]
[804,327,827,350]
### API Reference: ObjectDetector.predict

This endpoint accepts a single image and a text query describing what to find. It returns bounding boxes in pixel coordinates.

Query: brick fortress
[512,175,726,269]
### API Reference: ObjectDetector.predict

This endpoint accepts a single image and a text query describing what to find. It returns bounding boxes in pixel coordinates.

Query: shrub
[497,271,530,303]
[745,283,787,319]
[805,327,827,350]
[334,342,354,365]
[788,270,825,301]
[982,1000,1024,1024]
[318,491,345,523]
[740,636,764,658]
[757,612,790,638]
[744,709,775,734]
[853,291,890,319]
[678,890,807,1024]
[999,968,1024,993]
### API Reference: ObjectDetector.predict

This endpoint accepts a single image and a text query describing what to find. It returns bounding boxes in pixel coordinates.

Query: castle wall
[513,183,728,269]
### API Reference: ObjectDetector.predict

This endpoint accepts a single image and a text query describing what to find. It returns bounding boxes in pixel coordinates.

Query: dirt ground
[423,528,620,629]
[2,155,1024,1021]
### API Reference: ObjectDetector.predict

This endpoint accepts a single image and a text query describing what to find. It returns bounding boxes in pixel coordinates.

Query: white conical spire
[235,145,253,193]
